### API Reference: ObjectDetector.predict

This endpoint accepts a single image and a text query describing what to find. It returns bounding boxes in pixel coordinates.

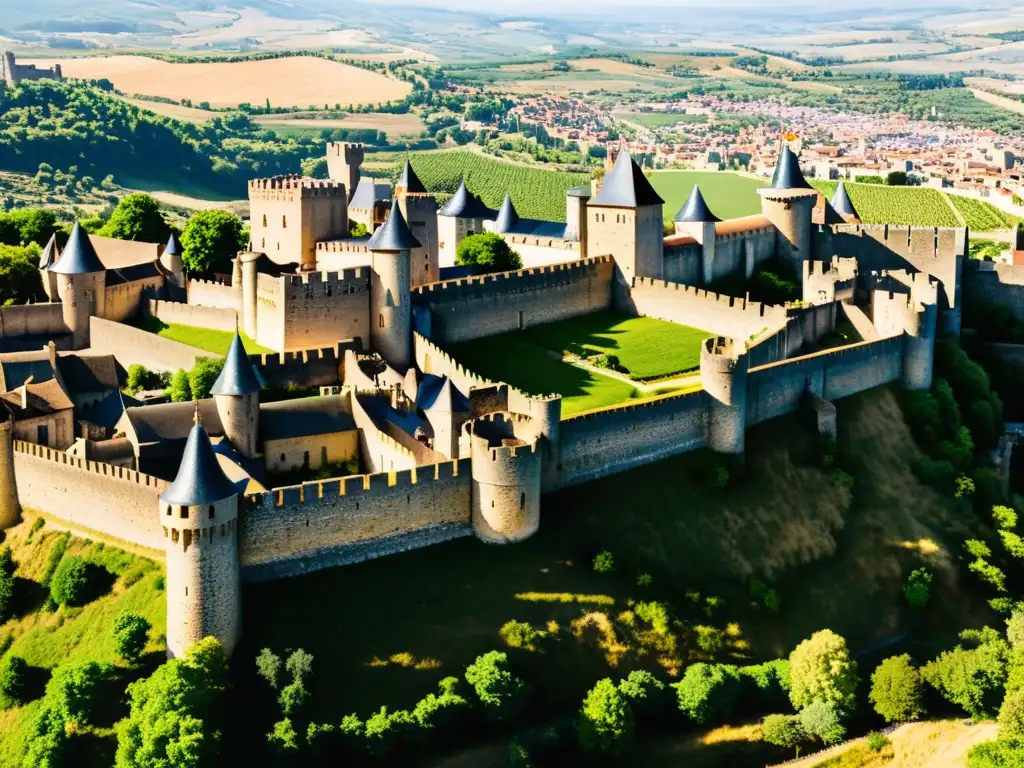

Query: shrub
[464,651,527,720]
[500,620,546,652]
[904,568,932,610]
[739,660,791,706]
[968,737,1024,767]
[694,624,726,655]
[761,714,805,755]
[592,551,615,573]
[1000,530,1024,559]
[50,555,91,607]
[788,629,859,713]
[866,731,891,752]
[634,601,671,636]
[618,670,667,722]
[993,505,1018,530]
[636,573,653,588]
[47,660,112,726]
[869,654,925,723]
[1000,689,1024,739]
[188,357,225,401]
[749,578,781,613]
[1008,609,1024,649]
[966,539,993,559]
[799,700,846,745]
[672,663,741,724]
[412,677,469,730]
[956,475,976,499]
[267,718,299,754]
[455,232,522,274]
[578,678,634,754]
[923,633,1009,718]
[113,612,152,663]
[169,369,191,402]
[970,558,1007,592]
[364,706,416,757]
[279,680,309,716]
[256,648,283,690]
[0,655,27,708]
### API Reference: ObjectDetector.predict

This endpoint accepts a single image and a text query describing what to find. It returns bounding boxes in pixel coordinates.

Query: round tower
[160,232,185,288]
[700,337,749,455]
[758,145,818,275]
[0,419,21,530]
[902,300,937,392]
[368,199,420,369]
[211,332,263,458]
[50,222,106,349]
[238,252,260,340]
[467,413,542,543]
[160,412,241,658]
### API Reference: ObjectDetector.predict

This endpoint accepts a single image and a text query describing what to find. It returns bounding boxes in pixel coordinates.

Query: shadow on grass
[12,576,48,618]
[21,663,51,704]
[81,565,118,605]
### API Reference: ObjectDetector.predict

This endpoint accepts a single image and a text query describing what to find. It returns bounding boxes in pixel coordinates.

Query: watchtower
[1,52,15,86]
[437,178,493,268]
[368,199,420,369]
[49,222,106,349]
[395,160,440,286]
[326,142,365,201]
[759,145,818,275]
[211,332,262,458]
[160,232,185,289]
[247,176,348,270]
[700,337,749,455]
[673,185,720,285]
[0,419,21,530]
[160,412,241,658]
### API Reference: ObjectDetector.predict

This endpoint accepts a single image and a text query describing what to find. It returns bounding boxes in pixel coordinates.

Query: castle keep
[0,143,970,658]
[0,52,62,87]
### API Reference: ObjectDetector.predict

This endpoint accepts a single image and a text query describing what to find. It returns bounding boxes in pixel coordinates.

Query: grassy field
[33,55,411,109]
[138,317,273,356]
[232,386,987,764]
[519,311,712,380]
[254,111,425,140]
[0,514,166,766]
[947,194,1022,230]
[648,170,767,221]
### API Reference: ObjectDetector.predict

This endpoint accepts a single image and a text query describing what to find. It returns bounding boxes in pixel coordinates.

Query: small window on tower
[208,505,215,519]
[379,314,384,328]
[262,215,267,227]
[282,215,287,228]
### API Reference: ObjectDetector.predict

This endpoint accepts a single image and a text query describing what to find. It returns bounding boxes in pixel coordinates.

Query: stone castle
[0,52,62,87]
[0,141,981,658]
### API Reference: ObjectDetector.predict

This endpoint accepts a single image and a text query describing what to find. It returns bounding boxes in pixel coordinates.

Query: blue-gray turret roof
[830,181,858,218]
[367,199,421,251]
[590,150,664,208]
[398,159,427,194]
[164,232,182,256]
[39,233,59,270]
[159,421,239,506]
[770,145,813,191]
[438,179,495,219]
[673,185,720,223]
[49,221,105,275]
[351,175,390,209]
[210,333,263,396]
[494,193,519,233]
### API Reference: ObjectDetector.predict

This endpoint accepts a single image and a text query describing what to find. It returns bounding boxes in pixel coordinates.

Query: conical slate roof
[398,159,427,194]
[494,193,519,233]
[830,181,858,219]
[673,185,720,223]
[368,200,421,251]
[38,234,60,270]
[50,221,105,275]
[159,422,239,507]
[164,232,182,256]
[426,377,471,413]
[770,145,813,191]
[439,179,494,219]
[210,333,262,396]
[590,150,664,208]
[350,175,380,209]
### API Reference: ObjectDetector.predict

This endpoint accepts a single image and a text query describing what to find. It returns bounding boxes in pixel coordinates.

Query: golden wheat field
[29,55,412,108]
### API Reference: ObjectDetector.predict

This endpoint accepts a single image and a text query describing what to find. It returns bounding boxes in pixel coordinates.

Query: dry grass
[968,88,1024,116]
[118,96,218,123]
[254,111,425,138]
[32,55,411,108]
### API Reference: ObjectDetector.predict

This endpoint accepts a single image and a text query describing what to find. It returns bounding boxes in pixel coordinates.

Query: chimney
[20,375,33,410]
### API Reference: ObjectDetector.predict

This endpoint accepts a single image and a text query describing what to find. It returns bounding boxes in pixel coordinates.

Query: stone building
[1,51,62,86]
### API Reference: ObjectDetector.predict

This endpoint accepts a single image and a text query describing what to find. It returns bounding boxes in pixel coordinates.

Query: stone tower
[759,145,818,275]
[464,413,542,543]
[237,251,261,340]
[49,221,106,349]
[437,178,492,268]
[700,337,749,455]
[564,186,591,257]
[160,232,185,288]
[395,160,440,286]
[586,150,665,283]
[901,276,939,392]
[368,199,420,369]
[160,411,241,658]
[247,176,347,269]
[326,142,365,201]
[210,332,263,458]
[1,52,15,86]
[0,419,21,530]
[673,185,720,285]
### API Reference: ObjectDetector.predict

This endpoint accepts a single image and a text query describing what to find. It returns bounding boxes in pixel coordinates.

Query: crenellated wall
[255,342,355,388]
[147,299,238,333]
[13,441,166,551]
[278,269,371,352]
[240,461,472,581]
[964,260,1024,320]
[104,278,163,323]
[412,257,615,345]
[351,391,419,473]
[89,317,215,372]
[0,303,68,341]
[188,279,239,311]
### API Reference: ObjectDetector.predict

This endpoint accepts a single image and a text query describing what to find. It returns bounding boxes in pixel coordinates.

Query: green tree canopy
[0,243,45,306]
[1000,689,1024,740]
[799,700,846,745]
[113,612,152,664]
[181,210,246,276]
[455,232,523,274]
[672,662,741,725]
[922,629,1009,719]
[464,651,527,721]
[100,193,171,243]
[869,654,926,723]
[0,207,57,247]
[578,678,635,755]
[788,629,860,713]
[188,358,225,401]
[761,714,805,755]
[50,555,91,607]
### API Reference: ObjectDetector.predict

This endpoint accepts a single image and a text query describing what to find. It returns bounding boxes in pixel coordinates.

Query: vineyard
[810,181,960,227]
[948,194,1021,231]
[367,150,590,222]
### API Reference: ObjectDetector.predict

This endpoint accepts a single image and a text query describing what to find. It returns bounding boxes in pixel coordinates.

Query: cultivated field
[649,171,767,221]
[254,112,426,139]
[29,55,412,109]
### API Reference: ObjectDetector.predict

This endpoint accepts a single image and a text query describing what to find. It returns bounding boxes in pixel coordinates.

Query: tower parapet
[464,412,542,543]
[700,337,749,455]
[325,142,365,200]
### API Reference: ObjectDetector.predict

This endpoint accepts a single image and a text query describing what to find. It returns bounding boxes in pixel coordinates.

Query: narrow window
[185,586,188,596]
[520,492,525,510]
[280,453,286,462]
[180,507,188,519]
[379,314,384,328]
[282,215,287,228]
[518,310,524,330]
[166,505,172,516]
[262,214,267,227]
[208,505,215,519]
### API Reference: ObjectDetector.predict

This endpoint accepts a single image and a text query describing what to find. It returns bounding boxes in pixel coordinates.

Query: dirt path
[548,350,700,393]
[970,88,1024,116]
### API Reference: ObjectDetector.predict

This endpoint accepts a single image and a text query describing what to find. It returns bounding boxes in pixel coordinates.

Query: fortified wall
[0,303,71,350]
[963,260,1024,320]
[254,269,370,352]
[1,52,62,86]
[247,176,349,269]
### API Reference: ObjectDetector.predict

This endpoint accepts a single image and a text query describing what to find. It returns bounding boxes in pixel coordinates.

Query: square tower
[326,142,365,201]
[248,176,348,269]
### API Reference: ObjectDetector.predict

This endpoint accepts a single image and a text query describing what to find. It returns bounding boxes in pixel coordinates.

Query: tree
[618,670,667,722]
[869,654,925,723]
[464,651,527,720]
[0,655,27,708]
[739,660,791,707]
[1000,689,1024,740]
[188,358,225,401]
[578,678,634,755]
[100,193,170,243]
[364,706,416,758]
[672,662,741,725]
[50,555,91,607]
[169,369,192,402]
[993,506,1018,530]
[256,648,283,690]
[181,210,245,276]
[116,637,229,768]
[922,631,1009,718]
[46,660,112,726]
[267,718,300,758]
[280,679,309,716]
[904,568,932,610]
[799,700,846,745]
[0,243,45,306]
[788,630,860,714]
[0,551,14,623]
[761,714,805,757]
[285,649,314,681]
[126,364,163,395]
[114,612,152,664]
[968,737,1024,767]
[0,207,57,247]
[886,170,909,186]
[1008,609,1024,650]
[455,233,523,274]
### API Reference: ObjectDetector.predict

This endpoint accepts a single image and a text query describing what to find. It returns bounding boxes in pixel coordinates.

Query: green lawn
[138,316,273,356]
[520,311,712,380]
[648,170,767,221]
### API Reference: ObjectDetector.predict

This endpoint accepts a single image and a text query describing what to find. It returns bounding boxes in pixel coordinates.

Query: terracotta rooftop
[714,215,772,236]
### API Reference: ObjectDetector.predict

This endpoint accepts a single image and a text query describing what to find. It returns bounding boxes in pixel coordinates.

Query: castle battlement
[316,240,371,254]
[13,441,166,489]
[561,387,706,423]
[413,256,613,299]
[248,175,348,201]
[283,268,369,290]
[829,223,966,260]
[749,335,902,374]
[503,235,579,250]
[630,276,786,319]
[256,343,343,369]
[326,142,364,156]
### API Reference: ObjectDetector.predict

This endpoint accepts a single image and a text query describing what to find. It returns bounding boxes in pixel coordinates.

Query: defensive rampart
[278,269,371,352]
[0,303,68,341]
[964,260,1024,320]
[187,279,239,311]
[89,317,217,372]
[13,441,166,551]
[351,391,419,473]
[240,460,472,581]
[147,299,238,334]
[255,343,355,388]
[412,257,615,345]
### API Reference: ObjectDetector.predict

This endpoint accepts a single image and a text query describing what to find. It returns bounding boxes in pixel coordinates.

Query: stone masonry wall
[147,299,238,333]
[89,317,217,372]
[279,270,371,352]
[13,441,166,551]
[663,241,702,285]
[413,257,615,345]
[964,261,1024,320]
[240,460,472,581]
[188,279,239,311]
[350,392,419,473]
[0,303,67,340]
